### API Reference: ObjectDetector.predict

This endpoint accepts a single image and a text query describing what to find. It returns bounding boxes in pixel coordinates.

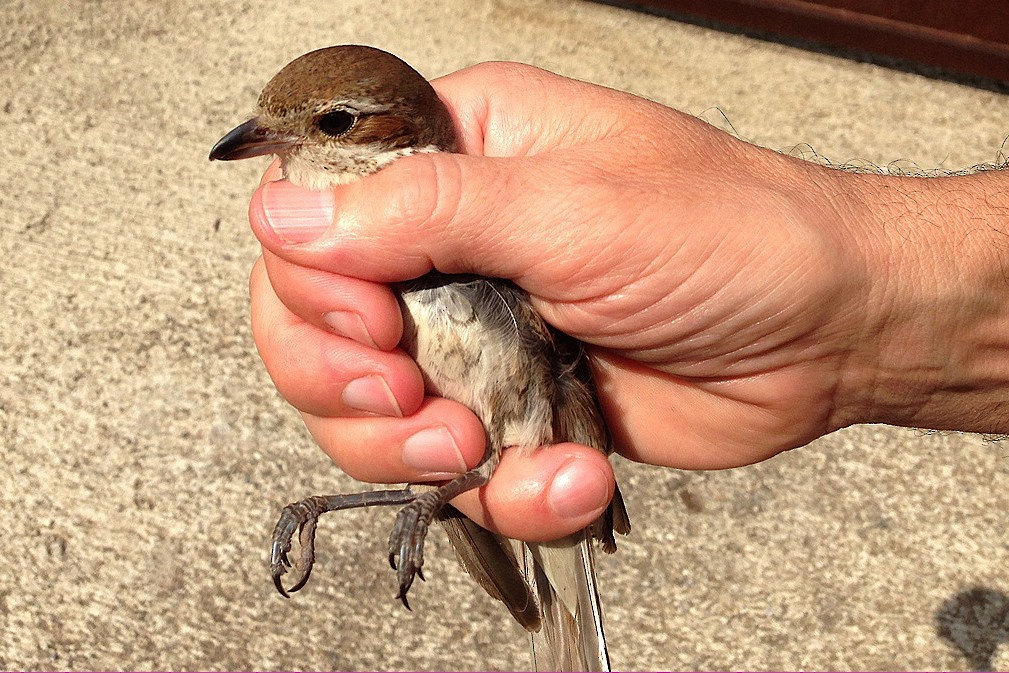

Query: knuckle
[382,154,441,230]
[382,154,464,239]
[467,60,546,84]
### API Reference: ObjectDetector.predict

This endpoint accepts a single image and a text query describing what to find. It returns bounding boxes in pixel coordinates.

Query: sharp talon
[273,574,291,598]
[287,567,312,594]
[388,553,398,570]
[398,591,411,610]
[398,567,416,597]
[417,568,425,582]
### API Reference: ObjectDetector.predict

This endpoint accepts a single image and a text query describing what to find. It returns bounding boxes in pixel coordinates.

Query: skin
[246,62,1009,542]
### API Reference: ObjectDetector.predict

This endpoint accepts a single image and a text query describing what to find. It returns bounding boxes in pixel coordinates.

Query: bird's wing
[438,504,542,632]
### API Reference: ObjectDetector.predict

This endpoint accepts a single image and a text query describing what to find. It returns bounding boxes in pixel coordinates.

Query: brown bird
[210,45,630,671]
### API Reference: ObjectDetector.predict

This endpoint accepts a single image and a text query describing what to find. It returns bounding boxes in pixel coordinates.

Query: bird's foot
[387,491,443,608]
[270,490,417,597]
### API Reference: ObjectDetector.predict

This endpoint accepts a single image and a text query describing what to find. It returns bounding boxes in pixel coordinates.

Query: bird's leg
[271,489,417,597]
[387,459,496,608]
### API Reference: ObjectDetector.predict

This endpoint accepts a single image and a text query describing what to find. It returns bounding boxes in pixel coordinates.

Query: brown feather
[438,505,541,632]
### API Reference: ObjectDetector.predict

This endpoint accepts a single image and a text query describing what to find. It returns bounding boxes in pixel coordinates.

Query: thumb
[249,151,598,291]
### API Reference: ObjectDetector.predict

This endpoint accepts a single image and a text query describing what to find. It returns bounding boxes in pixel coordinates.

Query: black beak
[209,117,299,161]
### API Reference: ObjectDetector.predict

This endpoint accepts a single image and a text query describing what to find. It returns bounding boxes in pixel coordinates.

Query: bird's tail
[525,534,609,672]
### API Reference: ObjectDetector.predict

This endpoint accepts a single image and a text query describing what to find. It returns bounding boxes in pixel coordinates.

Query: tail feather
[521,329,622,671]
[526,536,609,672]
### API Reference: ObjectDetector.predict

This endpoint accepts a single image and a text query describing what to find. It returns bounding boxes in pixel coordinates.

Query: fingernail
[257,180,334,244]
[342,375,402,417]
[401,427,467,474]
[547,461,611,520]
[323,310,378,348]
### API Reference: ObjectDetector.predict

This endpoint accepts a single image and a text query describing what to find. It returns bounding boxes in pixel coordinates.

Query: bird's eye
[318,110,357,137]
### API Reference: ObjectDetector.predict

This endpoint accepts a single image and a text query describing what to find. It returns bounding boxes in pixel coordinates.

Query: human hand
[246,61,1009,540]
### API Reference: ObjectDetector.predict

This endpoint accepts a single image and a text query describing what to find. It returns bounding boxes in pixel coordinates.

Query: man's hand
[246,62,1009,540]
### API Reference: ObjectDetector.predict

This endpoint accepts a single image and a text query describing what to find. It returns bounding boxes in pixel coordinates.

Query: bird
[210,45,630,671]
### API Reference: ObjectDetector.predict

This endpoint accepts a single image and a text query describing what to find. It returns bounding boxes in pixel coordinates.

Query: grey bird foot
[387,491,442,609]
[271,495,327,597]
[270,489,417,598]
[385,466,493,608]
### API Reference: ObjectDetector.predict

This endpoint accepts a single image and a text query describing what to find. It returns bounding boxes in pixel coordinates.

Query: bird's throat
[281,142,442,189]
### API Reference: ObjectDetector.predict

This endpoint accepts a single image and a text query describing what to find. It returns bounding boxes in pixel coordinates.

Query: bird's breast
[396,275,556,450]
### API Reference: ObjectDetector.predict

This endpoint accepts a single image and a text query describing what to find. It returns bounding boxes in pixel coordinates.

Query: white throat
[281,143,440,189]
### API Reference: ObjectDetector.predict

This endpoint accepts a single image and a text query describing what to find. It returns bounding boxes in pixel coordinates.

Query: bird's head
[210,45,457,189]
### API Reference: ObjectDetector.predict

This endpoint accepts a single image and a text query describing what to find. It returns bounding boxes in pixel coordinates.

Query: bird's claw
[270,498,322,598]
[387,492,439,609]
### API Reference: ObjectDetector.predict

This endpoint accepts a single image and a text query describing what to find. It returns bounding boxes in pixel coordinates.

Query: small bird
[210,45,629,671]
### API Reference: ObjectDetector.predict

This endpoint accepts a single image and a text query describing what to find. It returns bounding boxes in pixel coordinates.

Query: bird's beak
[209,117,299,161]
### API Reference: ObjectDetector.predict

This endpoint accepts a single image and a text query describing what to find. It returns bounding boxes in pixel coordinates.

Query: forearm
[833,168,1009,434]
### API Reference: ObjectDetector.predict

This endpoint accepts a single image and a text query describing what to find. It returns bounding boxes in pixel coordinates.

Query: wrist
[833,169,1009,433]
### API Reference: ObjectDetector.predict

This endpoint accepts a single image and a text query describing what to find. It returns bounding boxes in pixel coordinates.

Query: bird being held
[210,45,630,672]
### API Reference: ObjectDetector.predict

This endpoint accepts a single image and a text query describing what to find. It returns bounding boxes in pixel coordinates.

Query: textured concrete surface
[3,0,1009,670]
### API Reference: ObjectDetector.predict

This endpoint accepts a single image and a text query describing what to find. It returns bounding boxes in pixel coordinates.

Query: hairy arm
[832,168,1009,434]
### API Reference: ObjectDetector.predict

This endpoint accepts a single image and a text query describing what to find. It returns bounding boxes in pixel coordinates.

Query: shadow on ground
[937,586,1009,671]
